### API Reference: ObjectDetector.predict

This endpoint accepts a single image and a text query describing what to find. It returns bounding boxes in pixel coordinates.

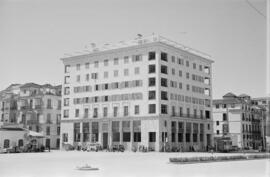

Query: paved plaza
[0,151,269,177]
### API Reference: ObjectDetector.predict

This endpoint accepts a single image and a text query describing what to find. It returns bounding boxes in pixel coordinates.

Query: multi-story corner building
[60,35,214,152]
[213,93,265,150]
[0,83,62,149]
[0,84,21,124]
[251,97,270,151]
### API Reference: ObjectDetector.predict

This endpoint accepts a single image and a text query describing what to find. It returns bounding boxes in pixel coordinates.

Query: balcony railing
[171,114,207,119]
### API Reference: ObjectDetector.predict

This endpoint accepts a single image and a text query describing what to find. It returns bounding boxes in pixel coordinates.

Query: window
[161,104,168,114]
[63,110,69,118]
[84,108,89,118]
[113,132,120,142]
[124,106,129,116]
[124,69,129,76]
[161,52,168,61]
[76,75,80,82]
[65,65,70,73]
[124,56,129,63]
[134,105,140,115]
[186,133,190,142]
[194,109,197,118]
[76,64,80,70]
[134,67,140,75]
[134,132,141,142]
[133,55,142,62]
[85,74,90,81]
[102,59,108,66]
[63,133,68,142]
[171,56,175,63]
[149,51,156,60]
[172,68,175,75]
[187,108,190,117]
[186,84,190,91]
[148,90,156,100]
[223,113,227,121]
[113,107,118,117]
[75,109,79,117]
[216,104,220,109]
[149,132,156,142]
[161,78,168,87]
[64,76,70,84]
[216,121,219,126]
[172,106,176,116]
[199,65,202,71]
[216,130,220,135]
[64,87,70,95]
[47,114,52,123]
[3,139,10,148]
[179,83,182,89]
[148,104,156,114]
[46,126,50,135]
[193,63,196,69]
[85,63,90,69]
[161,91,168,100]
[18,139,24,147]
[223,104,227,108]
[186,72,189,79]
[114,58,119,65]
[186,61,189,67]
[114,70,119,77]
[93,108,98,118]
[179,107,183,116]
[94,61,99,68]
[179,70,182,77]
[148,77,156,86]
[148,65,156,73]
[161,65,168,74]
[123,132,131,142]
[205,110,210,119]
[104,71,108,78]
[91,73,98,79]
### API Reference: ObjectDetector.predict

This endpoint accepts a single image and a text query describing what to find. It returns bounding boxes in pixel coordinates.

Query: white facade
[60,35,214,151]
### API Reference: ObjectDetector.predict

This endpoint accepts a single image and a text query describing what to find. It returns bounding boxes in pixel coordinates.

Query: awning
[28,130,45,138]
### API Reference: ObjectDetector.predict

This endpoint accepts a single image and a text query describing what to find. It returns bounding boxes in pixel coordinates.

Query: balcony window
[84,108,89,118]
[113,107,118,117]
[134,105,140,115]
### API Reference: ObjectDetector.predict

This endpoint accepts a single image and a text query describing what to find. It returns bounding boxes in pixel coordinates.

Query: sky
[0,0,267,99]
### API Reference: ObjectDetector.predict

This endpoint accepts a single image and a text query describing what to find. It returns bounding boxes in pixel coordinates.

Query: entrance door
[45,138,50,147]
[103,133,108,149]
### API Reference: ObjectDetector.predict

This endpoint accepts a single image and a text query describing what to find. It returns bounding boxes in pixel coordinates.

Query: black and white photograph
[0,0,269,177]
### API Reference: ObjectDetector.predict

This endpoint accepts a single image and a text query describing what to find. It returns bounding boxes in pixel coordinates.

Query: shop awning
[28,130,45,138]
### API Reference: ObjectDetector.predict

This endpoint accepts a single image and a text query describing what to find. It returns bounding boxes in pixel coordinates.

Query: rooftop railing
[63,35,212,60]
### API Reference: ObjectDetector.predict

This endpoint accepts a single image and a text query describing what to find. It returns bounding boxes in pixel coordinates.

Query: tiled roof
[20,83,41,89]
[223,92,237,98]
[213,98,242,105]
[238,94,250,98]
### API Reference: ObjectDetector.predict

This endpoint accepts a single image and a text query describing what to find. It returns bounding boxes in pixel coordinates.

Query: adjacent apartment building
[0,83,62,149]
[251,97,270,151]
[60,35,214,152]
[213,93,266,150]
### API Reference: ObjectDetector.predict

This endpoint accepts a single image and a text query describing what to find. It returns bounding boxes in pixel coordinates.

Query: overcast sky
[0,0,267,98]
